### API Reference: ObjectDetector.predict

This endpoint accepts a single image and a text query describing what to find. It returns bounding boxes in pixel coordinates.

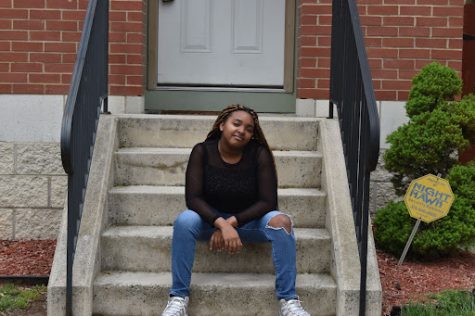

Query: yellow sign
[404,174,454,223]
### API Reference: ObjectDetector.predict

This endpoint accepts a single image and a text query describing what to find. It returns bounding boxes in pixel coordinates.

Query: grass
[402,290,475,316]
[0,283,46,312]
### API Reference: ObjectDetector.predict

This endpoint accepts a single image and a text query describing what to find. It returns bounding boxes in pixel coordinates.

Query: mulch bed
[1,240,474,315]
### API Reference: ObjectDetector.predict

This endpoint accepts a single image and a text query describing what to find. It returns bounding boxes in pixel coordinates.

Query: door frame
[146,0,297,112]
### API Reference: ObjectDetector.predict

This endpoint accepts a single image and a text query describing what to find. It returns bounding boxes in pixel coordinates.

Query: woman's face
[219,110,255,149]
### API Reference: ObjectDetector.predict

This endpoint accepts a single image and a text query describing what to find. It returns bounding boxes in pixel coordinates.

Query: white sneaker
[279,298,310,316]
[161,296,189,316]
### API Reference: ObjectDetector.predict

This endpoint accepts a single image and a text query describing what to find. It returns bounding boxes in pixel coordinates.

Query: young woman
[162,104,310,316]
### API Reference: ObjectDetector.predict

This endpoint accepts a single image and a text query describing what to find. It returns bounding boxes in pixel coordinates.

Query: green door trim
[145,0,297,113]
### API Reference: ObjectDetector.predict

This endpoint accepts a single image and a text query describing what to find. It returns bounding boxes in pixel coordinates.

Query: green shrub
[384,108,468,195]
[447,163,475,206]
[374,197,475,259]
[405,62,462,118]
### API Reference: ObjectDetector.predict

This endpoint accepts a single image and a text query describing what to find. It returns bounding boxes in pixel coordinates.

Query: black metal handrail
[329,0,380,315]
[60,0,108,315]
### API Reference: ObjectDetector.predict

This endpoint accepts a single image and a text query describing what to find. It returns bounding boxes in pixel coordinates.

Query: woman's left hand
[209,230,225,252]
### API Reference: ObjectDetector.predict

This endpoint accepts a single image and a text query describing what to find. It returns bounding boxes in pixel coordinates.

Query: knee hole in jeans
[267,214,292,234]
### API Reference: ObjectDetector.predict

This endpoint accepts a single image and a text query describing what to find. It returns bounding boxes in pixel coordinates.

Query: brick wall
[0,0,145,96]
[297,0,464,101]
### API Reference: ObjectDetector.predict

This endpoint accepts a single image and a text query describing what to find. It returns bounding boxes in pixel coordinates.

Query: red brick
[0,42,11,51]
[398,27,430,37]
[300,47,330,58]
[45,42,76,53]
[30,52,61,63]
[449,17,463,28]
[375,90,397,100]
[12,41,44,52]
[109,85,144,96]
[46,0,77,9]
[0,8,28,18]
[382,38,414,48]
[0,73,27,83]
[299,25,331,36]
[13,20,45,30]
[0,63,9,72]
[364,37,382,47]
[367,5,398,15]
[127,33,145,44]
[110,74,125,85]
[0,83,12,93]
[432,28,462,38]
[29,73,60,83]
[299,58,316,68]
[383,16,414,26]
[13,0,44,8]
[11,62,43,72]
[0,20,12,29]
[30,31,61,41]
[433,6,463,17]
[448,39,462,49]
[397,90,409,100]
[110,43,144,54]
[318,15,332,26]
[399,70,418,80]
[417,0,450,4]
[110,64,143,75]
[415,59,435,69]
[126,75,143,86]
[447,60,462,71]
[0,52,27,62]
[431,49,461,60]
[111,21,143,33]
[384,0,415,4]
[399,5,431,16]
[416,38,447,48]
[367,48,398,58]
[62,10,86,21]
[110,11,126,21]
[372,79,381,90]
[360,16,382,26]
[383,59,415,69]
[300,4,331,15]
[78,0,87,10]
[45,84,69,93]
[30,9,61,19]
[399,48,430,58]
[109,32,127,42]
[110,1,143,11]
[300,36,316,46]
[368,58,382,69]
[62,53,77,63]
[126,54,143,65]
[317,57,330,68]
[357,0,380,4]
[44,63,74,73]
[297,78,315,89]
[366,26,397,37]
[109,54,126,64]
[301,15,317,25]
[46,20,78,31]
[13,84,45,93]
[61,73,71,83]
[317,79,330,89]
[61,31,81,42]
[300,68,330,78]
[0,30,27,40]
[317,36,331,47]
[0,0,12,8]
[416,17,447,27]
[372,69,398,79]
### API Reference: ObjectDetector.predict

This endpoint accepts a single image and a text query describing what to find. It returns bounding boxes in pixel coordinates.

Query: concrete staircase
[48,114,382,316]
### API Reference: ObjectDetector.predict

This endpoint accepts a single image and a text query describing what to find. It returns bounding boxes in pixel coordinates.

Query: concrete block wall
[0,142,66,240]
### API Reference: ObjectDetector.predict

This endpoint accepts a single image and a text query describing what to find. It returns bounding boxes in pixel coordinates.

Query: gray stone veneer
[369,150,399,216]
[0,142,66,240]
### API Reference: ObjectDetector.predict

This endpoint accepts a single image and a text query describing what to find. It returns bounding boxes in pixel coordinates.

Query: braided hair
[206,104,270,151]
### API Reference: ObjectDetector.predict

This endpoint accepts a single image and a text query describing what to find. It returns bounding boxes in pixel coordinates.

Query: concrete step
[101,226,331,274]
[114,147,322,188]
[93,271,336,316]
[108,185,327,228]
[116,114,320,151]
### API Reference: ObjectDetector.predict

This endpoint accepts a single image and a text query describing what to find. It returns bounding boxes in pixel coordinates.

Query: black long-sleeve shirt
[185,138,277,226]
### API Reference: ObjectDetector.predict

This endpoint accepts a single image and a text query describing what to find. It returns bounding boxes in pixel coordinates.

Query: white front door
[157,0,286,88]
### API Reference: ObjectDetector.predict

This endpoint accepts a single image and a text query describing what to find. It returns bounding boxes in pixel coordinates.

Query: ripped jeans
[169,209,298,301]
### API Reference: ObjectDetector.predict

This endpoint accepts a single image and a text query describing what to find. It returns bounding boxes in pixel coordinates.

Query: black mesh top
[185,138,278,226]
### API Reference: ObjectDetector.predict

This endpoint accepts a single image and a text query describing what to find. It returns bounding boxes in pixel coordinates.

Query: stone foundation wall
[369,151,399,217]
[0,142,66,240]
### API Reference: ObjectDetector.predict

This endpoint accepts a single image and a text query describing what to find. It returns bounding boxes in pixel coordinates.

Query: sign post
[398,174,455,265]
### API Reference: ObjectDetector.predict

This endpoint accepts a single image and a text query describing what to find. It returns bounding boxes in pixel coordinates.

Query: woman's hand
[213,217,242,254]
[209,230,224,252]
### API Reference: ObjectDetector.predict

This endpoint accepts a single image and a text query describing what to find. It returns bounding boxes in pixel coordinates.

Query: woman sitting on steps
[161,104,311,316]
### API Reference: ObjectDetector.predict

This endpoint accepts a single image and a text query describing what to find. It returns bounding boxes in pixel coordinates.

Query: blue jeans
[169,209,298,301]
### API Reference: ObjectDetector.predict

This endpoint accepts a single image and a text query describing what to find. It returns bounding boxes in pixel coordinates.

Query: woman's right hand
[213,217,243,254]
